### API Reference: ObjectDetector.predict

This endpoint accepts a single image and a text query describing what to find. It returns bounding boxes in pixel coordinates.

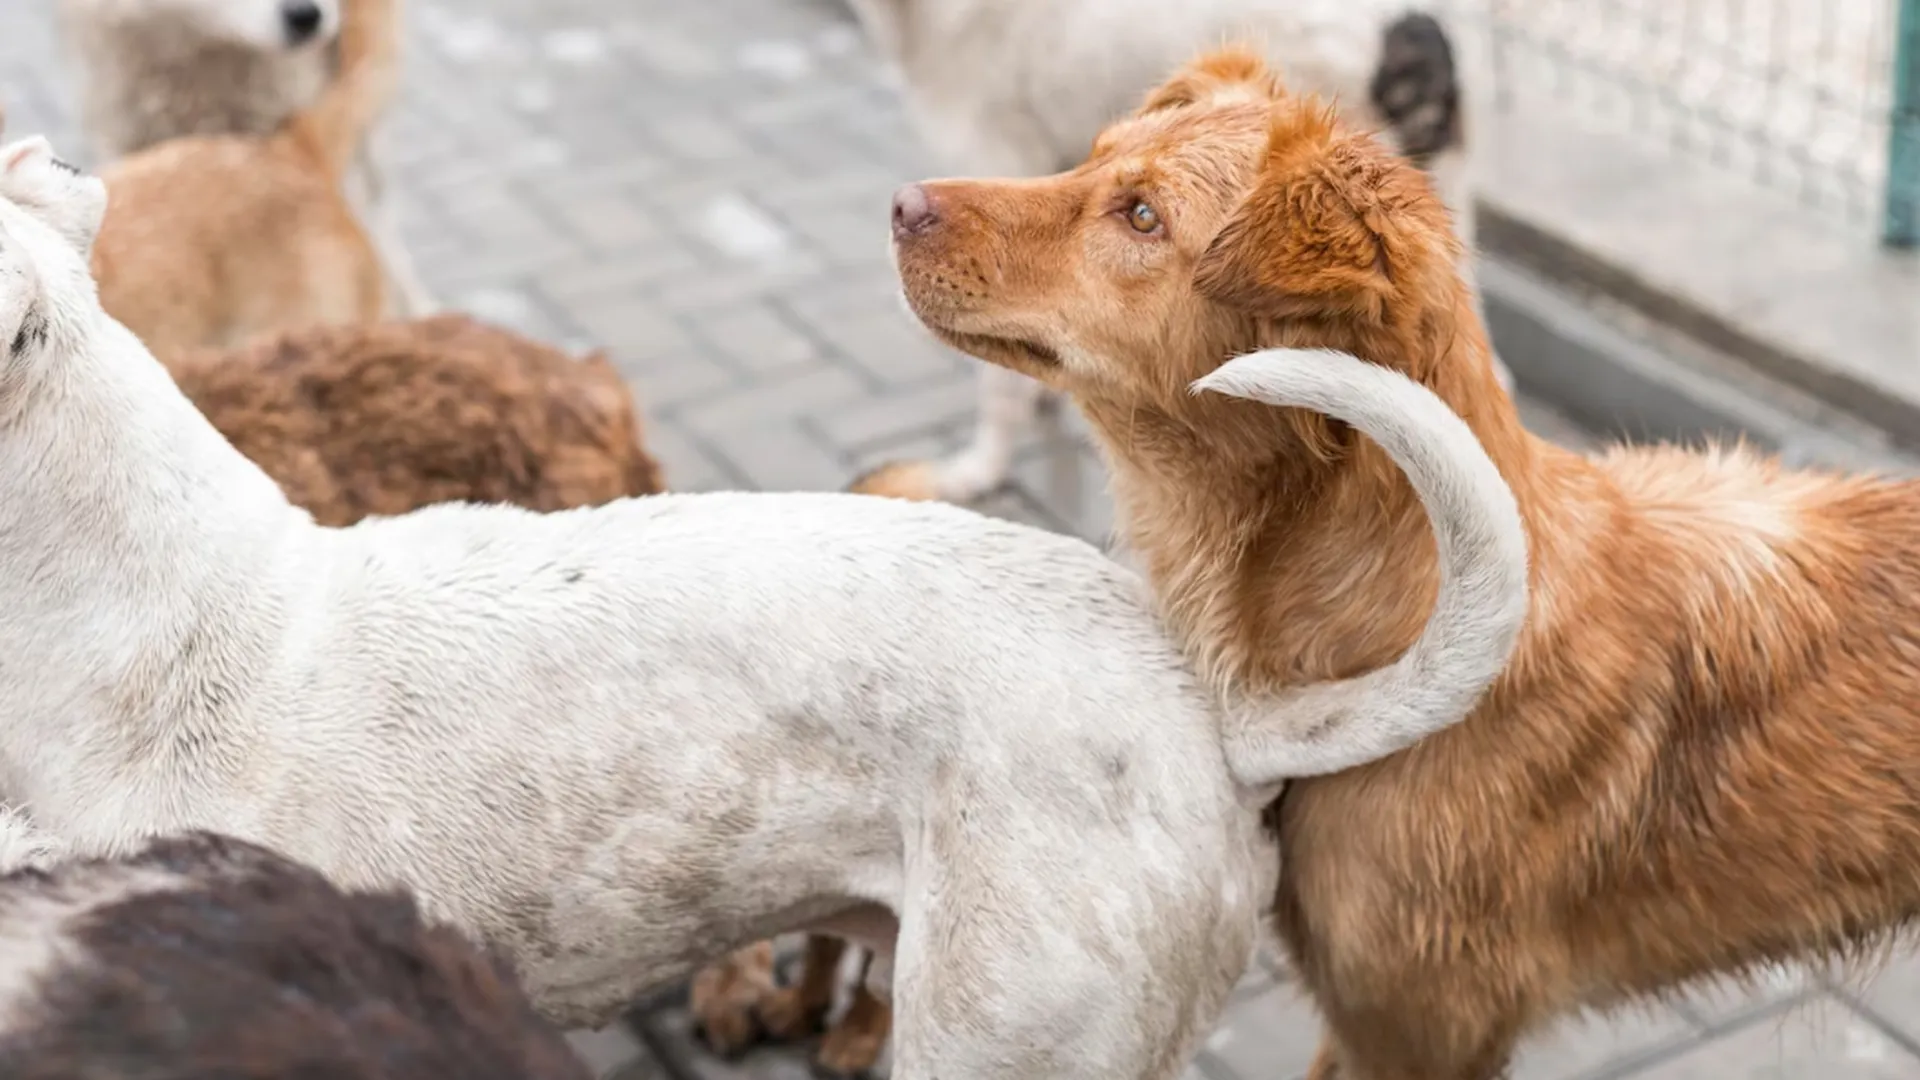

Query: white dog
[55,0,433,317]
[0,136,1523,1079]
[842,0,1510,505]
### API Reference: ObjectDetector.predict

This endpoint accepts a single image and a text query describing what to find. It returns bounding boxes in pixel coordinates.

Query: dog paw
[810,983,890,1080]
[0,137,106,255]
[811,1022,888,1080]
[757,983,832,1041]
[845,460,944,502]
[688,943,777,1059]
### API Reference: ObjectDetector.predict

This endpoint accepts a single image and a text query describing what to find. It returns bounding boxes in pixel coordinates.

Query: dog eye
[1126,201,1161,234]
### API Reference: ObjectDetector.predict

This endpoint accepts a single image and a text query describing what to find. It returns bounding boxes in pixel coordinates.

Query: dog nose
[282,0,324,45]
[891,184,938,239]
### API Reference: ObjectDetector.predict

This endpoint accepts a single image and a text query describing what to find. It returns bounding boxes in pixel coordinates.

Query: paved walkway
[4,0,1919,1077]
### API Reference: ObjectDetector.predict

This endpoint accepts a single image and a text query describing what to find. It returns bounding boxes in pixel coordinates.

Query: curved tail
[1191,347,1528,784]
[286,0,401,182]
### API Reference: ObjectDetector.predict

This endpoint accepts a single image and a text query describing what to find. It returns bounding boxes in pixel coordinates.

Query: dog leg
[760,934,846,1040]
[689,942,778,1058]
[814,949,891,1080]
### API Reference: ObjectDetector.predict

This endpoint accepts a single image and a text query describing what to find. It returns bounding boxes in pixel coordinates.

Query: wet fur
[888,46,1920,1080]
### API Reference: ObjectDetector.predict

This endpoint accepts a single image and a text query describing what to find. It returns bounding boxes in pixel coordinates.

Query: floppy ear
[1192,106,1398,325]
[1139,45,1286,115]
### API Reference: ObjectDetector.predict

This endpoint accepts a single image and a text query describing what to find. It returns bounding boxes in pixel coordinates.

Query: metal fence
[1480,0,1917,248]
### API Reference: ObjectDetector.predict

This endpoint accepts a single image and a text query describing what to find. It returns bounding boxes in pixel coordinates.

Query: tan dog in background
[886,44,1920,1080]
[59,0,434,318]
[86,0,404,354]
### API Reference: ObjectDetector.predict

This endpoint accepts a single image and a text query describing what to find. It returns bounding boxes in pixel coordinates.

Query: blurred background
[3,0,1915,1077]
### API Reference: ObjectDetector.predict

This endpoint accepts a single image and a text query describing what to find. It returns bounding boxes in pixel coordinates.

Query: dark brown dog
[0,831,590,1080]
[167,314,665,526]
[881,44,1920,1080]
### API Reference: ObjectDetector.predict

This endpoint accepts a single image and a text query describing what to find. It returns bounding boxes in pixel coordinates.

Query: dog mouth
[939,329,1062,370]
[907,306,1062,370]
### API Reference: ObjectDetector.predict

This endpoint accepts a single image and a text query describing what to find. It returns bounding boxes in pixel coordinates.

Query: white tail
[1191,347,1529,785]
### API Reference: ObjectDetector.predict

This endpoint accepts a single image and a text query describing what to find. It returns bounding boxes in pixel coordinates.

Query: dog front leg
[816,947,892,1080]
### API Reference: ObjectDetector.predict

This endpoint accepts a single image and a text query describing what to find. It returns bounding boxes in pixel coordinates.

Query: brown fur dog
[167,315,664,525]
[880,45,1920,1080]
[87,0,400,355]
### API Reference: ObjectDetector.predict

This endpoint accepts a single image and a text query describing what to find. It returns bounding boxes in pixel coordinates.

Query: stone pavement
[4,0,1920,1077]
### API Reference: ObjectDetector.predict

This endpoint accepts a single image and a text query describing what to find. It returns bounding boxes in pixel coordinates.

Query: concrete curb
[1482,257,1920,477]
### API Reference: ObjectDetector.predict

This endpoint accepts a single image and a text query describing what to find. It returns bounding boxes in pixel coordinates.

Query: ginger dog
[887,45,1920,1080]
[86,0,401,354]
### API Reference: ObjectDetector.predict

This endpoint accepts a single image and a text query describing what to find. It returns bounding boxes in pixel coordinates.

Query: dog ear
[1192,105,1403,325]
[1139,45,1286,115]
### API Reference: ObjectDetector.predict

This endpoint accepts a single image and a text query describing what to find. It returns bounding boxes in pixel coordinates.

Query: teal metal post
[1888,0,1920,247]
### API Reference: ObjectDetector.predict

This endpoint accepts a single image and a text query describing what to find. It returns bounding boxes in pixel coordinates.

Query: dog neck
[0,306,316,838]
[1083,300,1560,697]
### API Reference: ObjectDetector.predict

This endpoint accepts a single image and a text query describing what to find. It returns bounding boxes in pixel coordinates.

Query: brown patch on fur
[166,315,665,527]
[891,46,1920,1080]
[0,832,588,1079]
[86,0,401,354]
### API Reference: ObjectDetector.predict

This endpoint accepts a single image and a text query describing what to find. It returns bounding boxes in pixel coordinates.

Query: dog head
[115,0,341,49]
[0,136,109,387]
[890,46,1492,434]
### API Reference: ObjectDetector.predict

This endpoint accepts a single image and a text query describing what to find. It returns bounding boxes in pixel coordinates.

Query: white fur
[0,140,1518,1078]
[1194,348,1529,783]
[0,807,69,877]
[848,0,1510,503]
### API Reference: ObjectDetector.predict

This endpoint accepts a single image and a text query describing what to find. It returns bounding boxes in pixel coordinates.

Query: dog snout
[891,183,939,241]
[281,0,325,45]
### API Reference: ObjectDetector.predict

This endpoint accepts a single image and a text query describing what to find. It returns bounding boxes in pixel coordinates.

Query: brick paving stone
[5,0,1915,1077]
[1629,996,1920,1079]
